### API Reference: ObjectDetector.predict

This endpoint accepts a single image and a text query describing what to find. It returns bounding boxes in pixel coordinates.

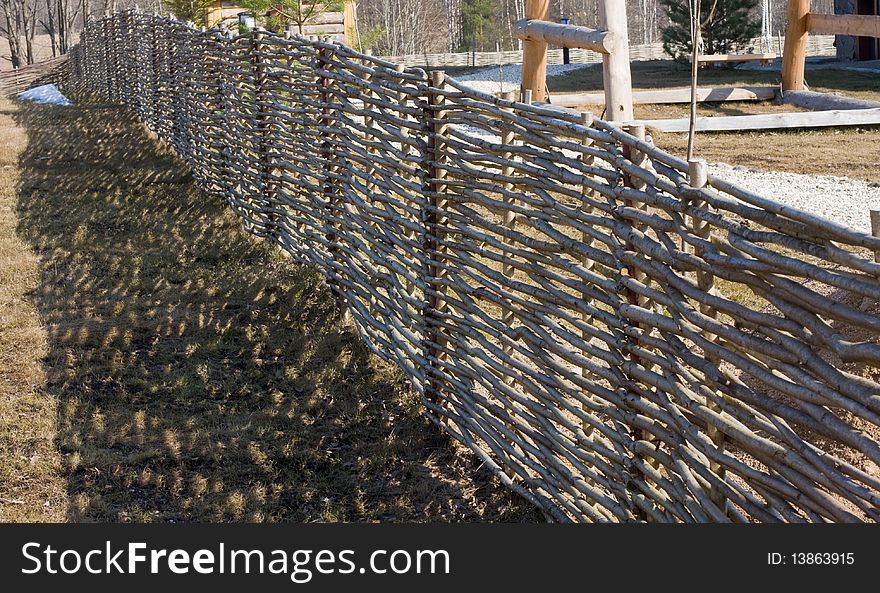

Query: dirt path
[0,97,67,520]
[0,96,538,522]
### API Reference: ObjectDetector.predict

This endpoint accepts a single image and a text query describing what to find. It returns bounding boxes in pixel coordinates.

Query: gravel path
[455,63,596,95]
[454,62,880,235]
[709,163,880,234]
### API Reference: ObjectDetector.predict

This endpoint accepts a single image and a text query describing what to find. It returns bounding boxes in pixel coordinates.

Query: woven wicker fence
[65,9,880,523]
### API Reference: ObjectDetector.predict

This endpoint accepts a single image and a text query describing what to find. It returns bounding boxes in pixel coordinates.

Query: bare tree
[1,0,25,67]
[358,0,446,56]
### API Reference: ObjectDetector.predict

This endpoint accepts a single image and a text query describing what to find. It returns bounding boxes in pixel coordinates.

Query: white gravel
[709,162,880,234]
[453,63,880,235]
[455,62,596,96]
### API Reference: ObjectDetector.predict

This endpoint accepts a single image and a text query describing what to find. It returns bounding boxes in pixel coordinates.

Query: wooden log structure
[598,0,634,121]
[783,1,880,91]
[518,0,632,121]
[782,0,812,91]
[520,0,550,103]
[513,19,616,54]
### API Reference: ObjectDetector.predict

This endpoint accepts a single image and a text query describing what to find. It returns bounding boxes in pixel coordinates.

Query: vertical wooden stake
[396,63,419,306]
[500,90,518,388]
[688,157,728,515]
[578,111,597,440]
[599,0,634,121]
[424,70,449,407]
[520,0,549,102]
[319,40,345,313]
[253,28,278,241]
[782,0,811,91]
[871,210,880,264]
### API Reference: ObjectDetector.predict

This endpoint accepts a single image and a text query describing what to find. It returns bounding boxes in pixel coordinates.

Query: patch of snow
[17,84,73,106]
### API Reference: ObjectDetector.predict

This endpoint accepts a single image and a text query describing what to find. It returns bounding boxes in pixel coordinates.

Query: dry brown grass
[0,98,67,521]
[0,95,540,523]
[549,60,880,183]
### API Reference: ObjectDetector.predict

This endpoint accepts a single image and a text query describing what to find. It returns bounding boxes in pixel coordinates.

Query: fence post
[619,123,659,520]
[578,111,598,441]
[102,12,114,100]
[252,28,278,242]
[318,39,345,312]
[423,70,449,408]
[395,63,420,307]
[687,157,729,515]
[871,210,880,264]
[500,90,518,389]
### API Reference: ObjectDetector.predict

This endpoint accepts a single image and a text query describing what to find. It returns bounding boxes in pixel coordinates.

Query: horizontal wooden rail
[807,13,880,38]
[513,19,615,54]
[639,107,880,132]
[551,86,778,107]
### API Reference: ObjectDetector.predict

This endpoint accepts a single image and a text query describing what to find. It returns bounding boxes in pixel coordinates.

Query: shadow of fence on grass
[13,98,535,522]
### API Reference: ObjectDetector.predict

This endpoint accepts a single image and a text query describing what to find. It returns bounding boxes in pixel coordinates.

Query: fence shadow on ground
[12,97,537,522]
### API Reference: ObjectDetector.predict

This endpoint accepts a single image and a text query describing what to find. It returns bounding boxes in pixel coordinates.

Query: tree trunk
[1,0,23,68]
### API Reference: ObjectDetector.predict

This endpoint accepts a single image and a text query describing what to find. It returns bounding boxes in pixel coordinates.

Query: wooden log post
[871,210,880,264]
[782,0,811,91]
[599,0,634,121]
[318,40,345,311]
[520,0,549,103]
[687,158,729,514]
[252,28,278,241]
[423,70,450,407]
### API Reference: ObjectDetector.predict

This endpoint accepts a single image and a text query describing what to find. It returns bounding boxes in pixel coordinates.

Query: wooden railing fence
[64,9,880,523]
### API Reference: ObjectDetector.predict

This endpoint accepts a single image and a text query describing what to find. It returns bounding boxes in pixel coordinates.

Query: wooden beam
[638,107,880,133]
[512,19,615,54]
[782,0,810,91]
[782,90,880,111]
[521,0,550,102]
[551,86,778,107]
[807,13,880,38]
[695,52,776,63]
[599,0,633,122]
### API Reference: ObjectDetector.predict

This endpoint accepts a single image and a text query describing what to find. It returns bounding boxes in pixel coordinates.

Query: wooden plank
[638,108,880,133]
[551,86,778,106]
[695,52,776,62]
[807,13,880,38]
[521,0,550,102]
[782,0,810,91]
[512,19,614,54]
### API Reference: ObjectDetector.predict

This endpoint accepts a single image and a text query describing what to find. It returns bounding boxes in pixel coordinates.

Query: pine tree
[659,0,762,60]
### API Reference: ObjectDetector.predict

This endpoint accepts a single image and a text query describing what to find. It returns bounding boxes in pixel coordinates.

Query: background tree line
[3,0,837,68]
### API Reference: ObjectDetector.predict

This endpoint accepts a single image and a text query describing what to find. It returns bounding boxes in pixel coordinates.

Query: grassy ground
[549,60,880,183]
[0,97,67,521]
[0,96,539,522]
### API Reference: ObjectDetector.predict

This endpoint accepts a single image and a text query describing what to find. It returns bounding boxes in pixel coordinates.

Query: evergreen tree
[659,0,762,60]
[460,0,500,52]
